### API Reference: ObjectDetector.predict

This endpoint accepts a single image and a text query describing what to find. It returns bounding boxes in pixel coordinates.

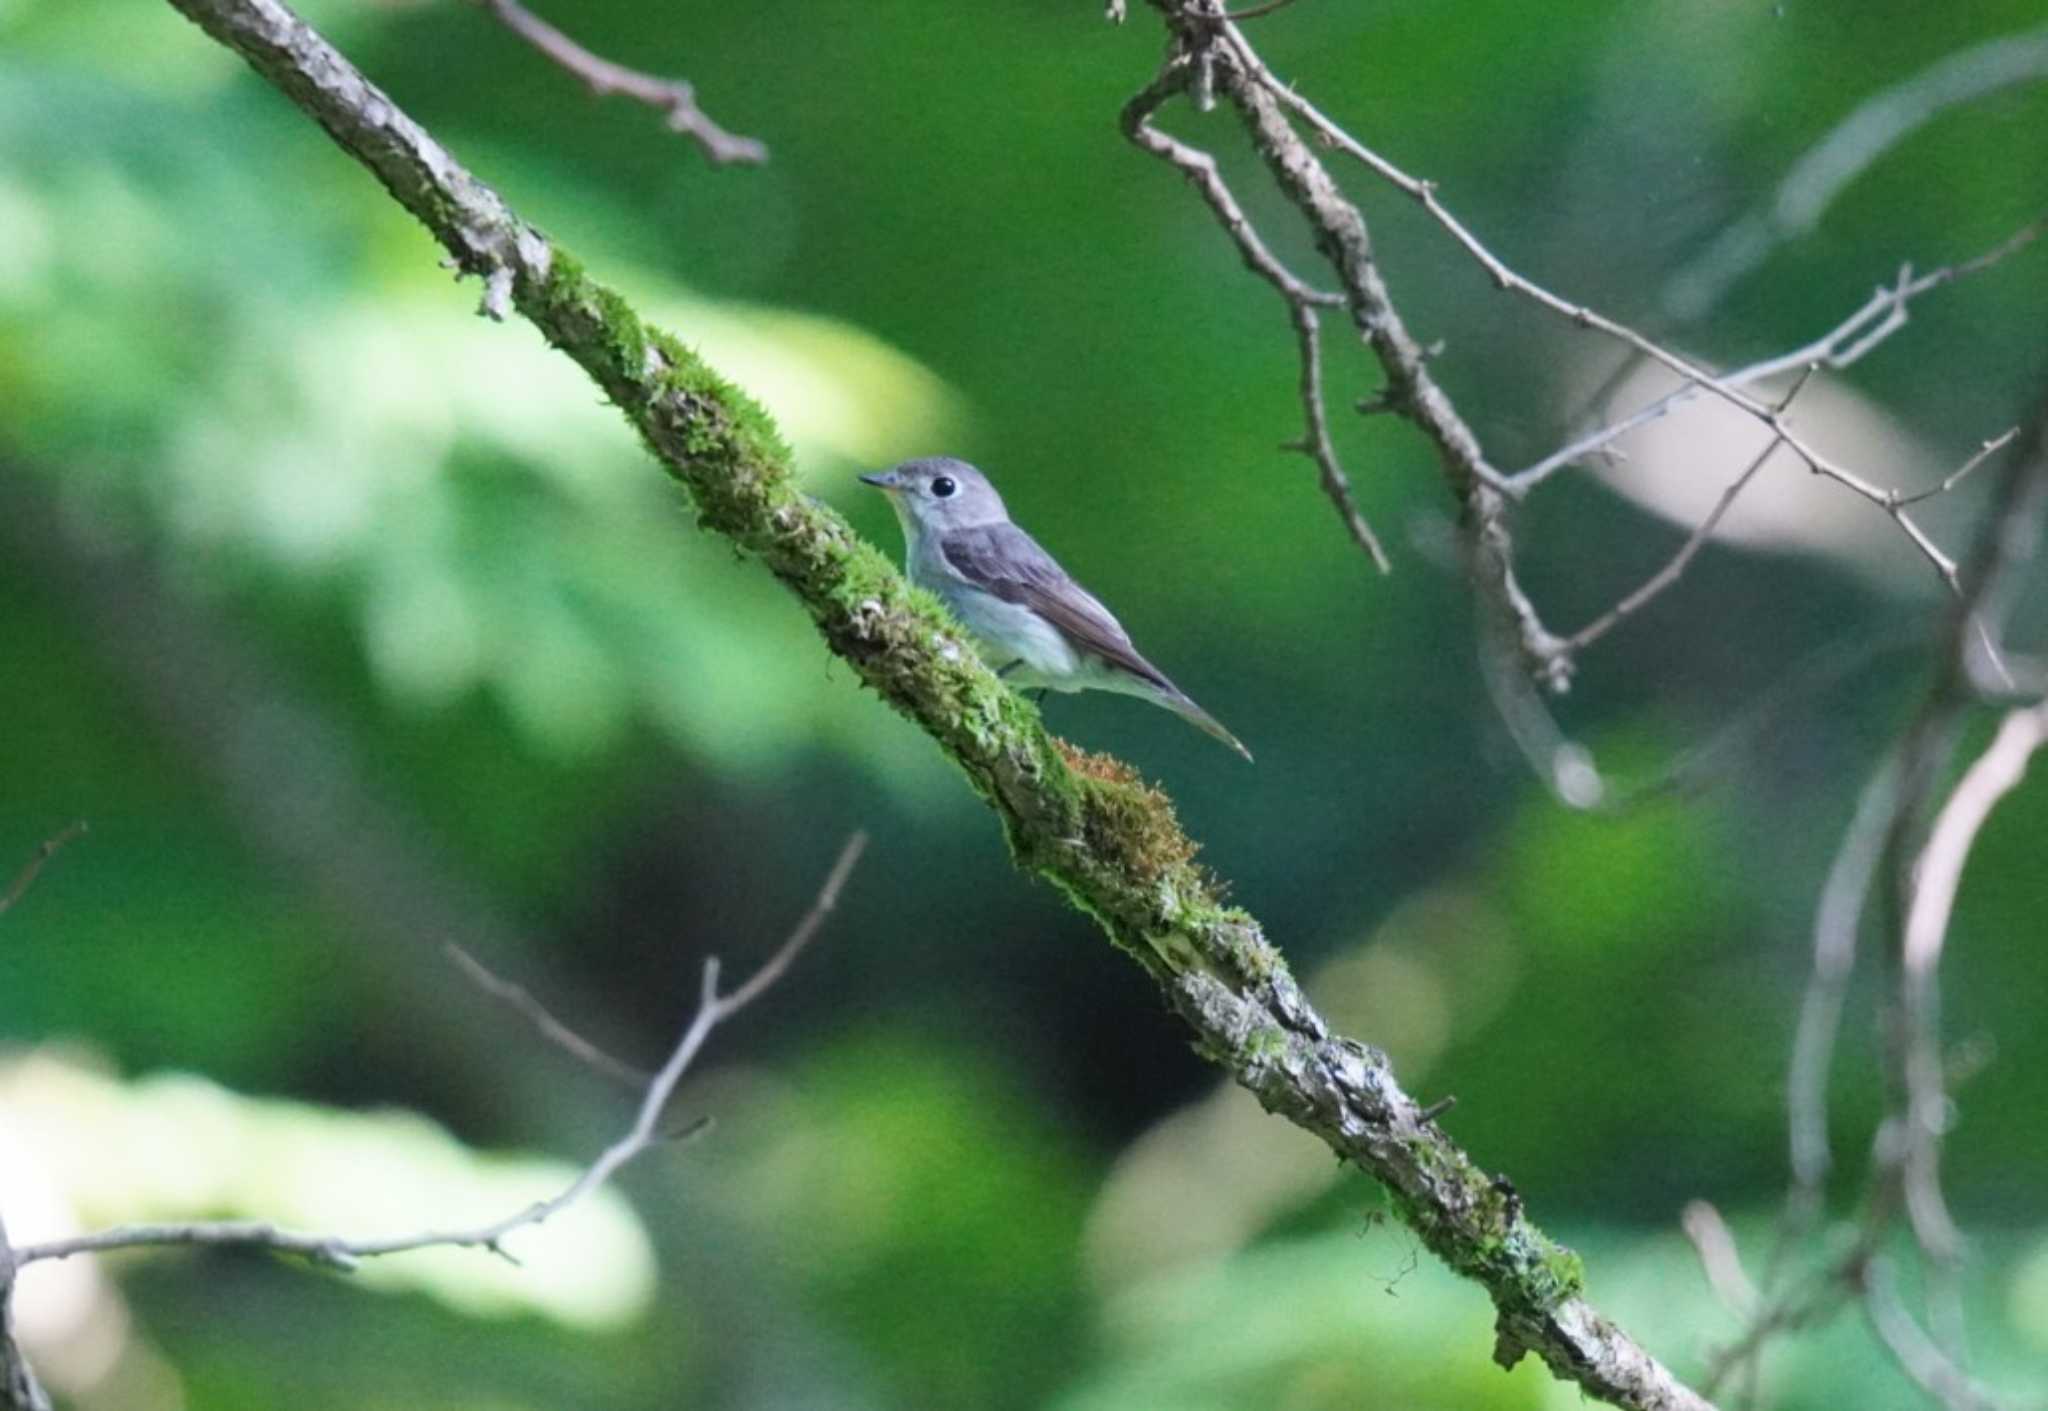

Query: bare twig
[1288,301,1393,571]
[1902,704,2048,985]
[1237,51,1985,598]
[1119,72,1339,308]
[718,830,866,1012]
[1222,0,1303,20]
[15,834,866,1274]
[1734,410,2048,1396]
[1145,7,2039,708]
[1876,414,2047,1351]
[1889,702,2048,1276]
[0,823,86,919]
[1863,1257,2016,1411]
[1130,11,2048,1406]
[1897,430,2021,508]
[1565,367,1814,652]
[0,819,87,917]
[1786,748,1903,1214]
[1120,70,1390,572]
[1688,409,2046,1410]
[1515,219,2045,491]
[1136,28,1572,688]
[1665,24,2048,319]
[473,0,765,164]
[1700,1239,1867,1396]
[446,942,651,1087]
[1681,1201,1759,1319]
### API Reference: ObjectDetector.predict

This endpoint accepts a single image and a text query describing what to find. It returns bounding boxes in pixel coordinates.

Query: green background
[3,0,2046,1407]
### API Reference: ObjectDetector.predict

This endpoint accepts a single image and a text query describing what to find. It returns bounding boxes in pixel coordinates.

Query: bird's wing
[938,523,1174,691]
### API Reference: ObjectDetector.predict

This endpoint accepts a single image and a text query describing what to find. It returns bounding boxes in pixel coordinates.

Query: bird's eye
[930,476,957,498]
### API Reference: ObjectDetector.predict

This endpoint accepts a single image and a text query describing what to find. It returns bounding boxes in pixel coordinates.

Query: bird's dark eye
[930,476,957,498]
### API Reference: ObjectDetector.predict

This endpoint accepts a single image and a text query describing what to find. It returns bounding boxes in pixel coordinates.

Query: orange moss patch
[1055,741,1202,889]
[1054,740,1142,785]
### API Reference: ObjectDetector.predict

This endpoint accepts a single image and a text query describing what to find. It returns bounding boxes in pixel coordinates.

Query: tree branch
[1713,408,2048,1398]
[1862,1257,2016,1411]
[1158,28,1575,690]
[1231,32,1979,599]
[11,833,865,1275]
[1514,222,2043,492]
[154,1,1705,1406]
[1881,411,2047,1237]
[1120,67,1391,573]
[1564,367,1814,652]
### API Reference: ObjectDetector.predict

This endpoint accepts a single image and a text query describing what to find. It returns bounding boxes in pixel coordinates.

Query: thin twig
[1222,0,1303,19]
[1902,704,2048,982]
[1289,300,1393,571]
[1786,748,1903,1213]
[1235,44,2024,596]
[1883,411,2047,1325]
[1686,377,2045,1411]
[0,823,87,919]
[1739,417,2046,1392]
[1140,30,1570,687]
[719,831,866,1012]
[1701,1241,1868,1396]
[1681,1201,1759,1319]
[1896,429,2021,507]
[1890,703,2048,1276]
[1863,1257,2016,1411]
[1121,66,1389,573]
[1565,367,1814,652]
[1120,70,1341,308]
[445,942,651,1087]
[16,832,867,1274]
[1514,219,2045,491]
[474,0,765,165]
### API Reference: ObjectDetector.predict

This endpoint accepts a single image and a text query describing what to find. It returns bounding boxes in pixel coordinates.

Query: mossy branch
[149,2,1712,1407]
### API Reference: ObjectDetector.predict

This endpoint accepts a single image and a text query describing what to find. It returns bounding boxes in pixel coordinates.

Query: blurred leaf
[0,1049,657,1328]
[1055,1230,1554,1411]
[0,63,961,781]
[688,1036,1089,1409]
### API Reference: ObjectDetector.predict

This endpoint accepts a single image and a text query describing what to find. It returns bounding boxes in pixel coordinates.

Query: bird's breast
[914,571,1084,687]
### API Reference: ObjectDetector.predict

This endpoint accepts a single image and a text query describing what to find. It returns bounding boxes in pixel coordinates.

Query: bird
[859,457,1252,761]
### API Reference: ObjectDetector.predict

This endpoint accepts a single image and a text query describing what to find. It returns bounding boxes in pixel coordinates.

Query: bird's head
[859,457,1010,538]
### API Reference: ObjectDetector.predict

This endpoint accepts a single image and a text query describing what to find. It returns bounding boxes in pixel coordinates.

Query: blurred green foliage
[2,0,2046,1407]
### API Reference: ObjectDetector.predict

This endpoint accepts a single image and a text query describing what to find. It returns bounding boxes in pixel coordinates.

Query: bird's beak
[858,470,902,492]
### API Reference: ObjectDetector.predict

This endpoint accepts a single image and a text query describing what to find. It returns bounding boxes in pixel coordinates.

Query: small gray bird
[860,457,1252,761]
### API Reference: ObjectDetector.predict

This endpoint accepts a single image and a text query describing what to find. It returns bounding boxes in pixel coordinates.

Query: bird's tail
[1161,688,1254,762]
